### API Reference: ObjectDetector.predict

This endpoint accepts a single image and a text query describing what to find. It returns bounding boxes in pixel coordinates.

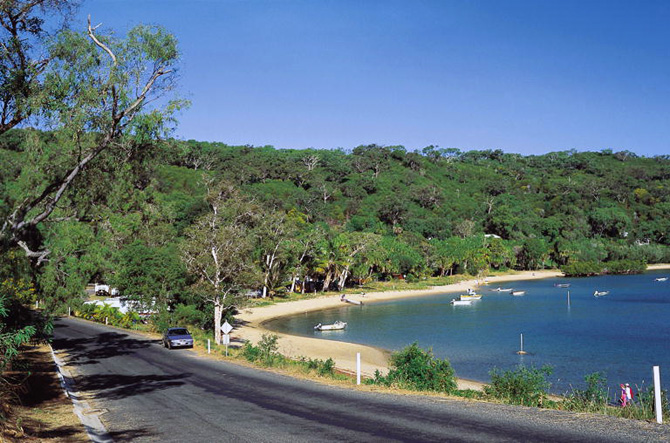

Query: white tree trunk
[289,274,297,293]
[214,298,222,345]
[323,269,333,292]
[338,267,350,291]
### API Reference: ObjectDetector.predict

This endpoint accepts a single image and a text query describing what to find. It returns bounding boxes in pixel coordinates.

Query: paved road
[52,317,669,442]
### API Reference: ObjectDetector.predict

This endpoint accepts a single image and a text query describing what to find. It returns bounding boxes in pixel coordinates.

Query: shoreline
[234,265,670,390]
[235,270,565,390]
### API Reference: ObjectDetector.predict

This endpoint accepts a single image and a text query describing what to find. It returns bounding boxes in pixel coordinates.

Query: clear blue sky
[76,0,669,157]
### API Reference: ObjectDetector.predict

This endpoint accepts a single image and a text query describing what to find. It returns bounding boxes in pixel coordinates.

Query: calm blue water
[266,270,670,394]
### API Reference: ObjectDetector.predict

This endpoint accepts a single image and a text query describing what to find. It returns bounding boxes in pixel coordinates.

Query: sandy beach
[234,270,569,390]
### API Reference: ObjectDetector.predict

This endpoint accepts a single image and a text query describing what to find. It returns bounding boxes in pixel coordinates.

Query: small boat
[511,290,526,296]
[491,287,513,292]
[460,293,482,301]
[654,277,668,282]
[450,299,472,306]
[341,297,363,305]
[554,283,571,288]
[314,321,347,331]
[593,291,610,297]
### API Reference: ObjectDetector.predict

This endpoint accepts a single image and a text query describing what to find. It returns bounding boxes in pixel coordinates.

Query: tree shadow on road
[52,323,153,366]
[74,372,190,401]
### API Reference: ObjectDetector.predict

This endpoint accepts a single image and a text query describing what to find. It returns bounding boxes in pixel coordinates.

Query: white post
[356,352,361,385]
[567,291,571,307]
[105,317,108,325]
[35,300,38,309]
[208,339,211,354]
[517,333,527,355]
[654,366,662,424]
[223,334,230,356]
[68,307,71,316]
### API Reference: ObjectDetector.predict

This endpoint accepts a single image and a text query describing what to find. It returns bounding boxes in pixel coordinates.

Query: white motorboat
[654,277,668,282]
[511,290,526,296]
[554,283,571,288]
[491,287,513,292]
[460,293,482,301]
[314,321,347,331]
[450,299,472,306]
[593,291,610,297]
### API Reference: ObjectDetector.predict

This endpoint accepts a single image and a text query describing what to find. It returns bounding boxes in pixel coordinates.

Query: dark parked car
[162,327,194,349]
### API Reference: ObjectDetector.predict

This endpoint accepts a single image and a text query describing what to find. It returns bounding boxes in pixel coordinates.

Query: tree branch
[17,241,50,266]
[87,15,116,65]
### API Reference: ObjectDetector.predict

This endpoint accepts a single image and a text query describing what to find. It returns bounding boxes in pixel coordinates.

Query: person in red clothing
[620,384,627,407]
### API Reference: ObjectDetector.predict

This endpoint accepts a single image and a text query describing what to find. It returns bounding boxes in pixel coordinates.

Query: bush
[243,334,280,366]
[563,372,608,412]
[242,341,261,362]
[560,261,603,277]
[319,358,335,376]
[373,343,457,393]
[485,364,553,407]
[172,303,208,328]
[258,334,279,364]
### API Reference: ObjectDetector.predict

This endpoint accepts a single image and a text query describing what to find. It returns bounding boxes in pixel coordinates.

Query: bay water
[266,270,670,395]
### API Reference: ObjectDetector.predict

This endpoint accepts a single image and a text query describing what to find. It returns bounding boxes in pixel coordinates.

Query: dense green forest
[0,0,669,354]
[3,130,669,313]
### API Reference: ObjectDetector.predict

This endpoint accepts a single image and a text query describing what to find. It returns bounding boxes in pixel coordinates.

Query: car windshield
[169,328,189,336]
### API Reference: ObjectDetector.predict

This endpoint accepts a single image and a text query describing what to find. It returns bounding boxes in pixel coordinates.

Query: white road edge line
[50,344,113,443]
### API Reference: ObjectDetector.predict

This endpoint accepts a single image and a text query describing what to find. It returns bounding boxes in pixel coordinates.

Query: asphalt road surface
[52,317,670,442]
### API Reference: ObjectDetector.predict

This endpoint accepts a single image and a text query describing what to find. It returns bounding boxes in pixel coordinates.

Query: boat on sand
[314,321,347,331]
[340,296,363,305]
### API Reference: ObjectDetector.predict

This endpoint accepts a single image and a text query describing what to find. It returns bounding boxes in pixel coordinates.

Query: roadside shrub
[242,341,261,362]
[319,358,335,376]
[149,310,172,333]
[485,364,553,407]
[76,303,97,320]
[563,372,608,412]
[172,303,208,329]
[258,334,279,365]
[118,312,141,329]
[374,343,457,393]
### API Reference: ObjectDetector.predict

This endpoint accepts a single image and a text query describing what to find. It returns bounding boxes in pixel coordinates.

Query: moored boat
[511,290,526,296]
[460,293,482,301]
[654,277,668,282]
[450,299,472,306]
[491,287,513,292]
[593,291,610,297]
[554,283,571,288]
[314,320,347,331]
